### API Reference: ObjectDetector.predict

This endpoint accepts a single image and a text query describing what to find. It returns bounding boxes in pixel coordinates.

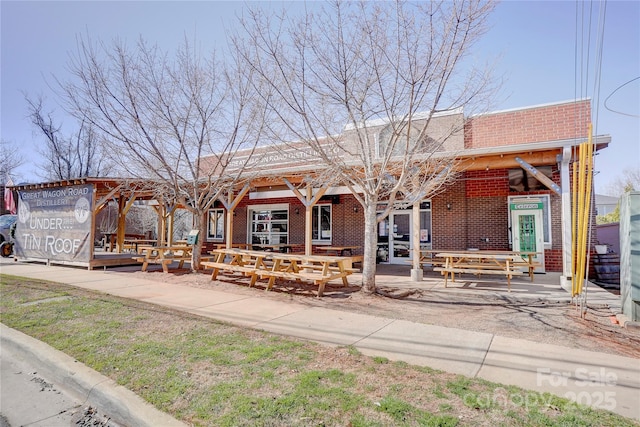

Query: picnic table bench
[315,246,362,270]
[443,250,541,281]
[123,238,157,253]
[315,245,360,256]
[260,252,352,297]
[433,251,525,291]
[203,249,269,287]
[132,245,193,273]
[202,249,353,297]
[405,250,448,268]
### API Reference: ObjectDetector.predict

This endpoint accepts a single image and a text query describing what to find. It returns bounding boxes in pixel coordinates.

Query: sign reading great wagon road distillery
[14,184,93,262]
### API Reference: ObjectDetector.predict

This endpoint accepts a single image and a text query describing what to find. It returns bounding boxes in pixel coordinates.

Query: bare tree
[59,36,266,268]
[0,139,24,186]
[236,0,498,292]
[604,167,640,197]
[25,96,113,180]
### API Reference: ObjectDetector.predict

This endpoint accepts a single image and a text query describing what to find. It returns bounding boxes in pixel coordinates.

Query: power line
[591,0,607,136]
[603,76,640,118]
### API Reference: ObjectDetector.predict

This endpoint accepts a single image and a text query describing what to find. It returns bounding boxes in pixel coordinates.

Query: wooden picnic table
[315,245,360,256]
[202,248,353,297]
[434,251,525,291]
[263,252,352,296]
[251,243,294,253]
[204,248,270,287]
[212,243,251,250]
[132,245,193,273]
[123,239,157,253]
[409,250,446,268]
[415,249,540,279]
[467,250,541,281]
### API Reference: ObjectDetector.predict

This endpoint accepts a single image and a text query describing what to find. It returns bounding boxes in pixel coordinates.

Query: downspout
[560,146,573,291]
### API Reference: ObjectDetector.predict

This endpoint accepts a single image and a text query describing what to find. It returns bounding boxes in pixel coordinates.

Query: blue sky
[1,1,638,193]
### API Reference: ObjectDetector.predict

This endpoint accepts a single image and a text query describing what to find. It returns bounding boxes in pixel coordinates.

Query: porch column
[89,186,97,264]
[152,201,176,247]
[167,210,175,246]
[115,195,126,253]
[411,201,423,281]
[282,179,327,256]
[225,209,234,249]
[222,183,250,249]
[305,186,313,256]
[560,146,573,291]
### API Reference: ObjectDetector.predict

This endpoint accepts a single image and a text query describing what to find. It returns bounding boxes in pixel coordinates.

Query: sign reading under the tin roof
[14,184,93,262]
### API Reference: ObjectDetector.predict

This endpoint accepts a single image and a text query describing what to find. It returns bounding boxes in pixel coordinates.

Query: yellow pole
[578,127,595,295]
[574,141,587,296]
[575,124,594,296]
[571,156,579,297]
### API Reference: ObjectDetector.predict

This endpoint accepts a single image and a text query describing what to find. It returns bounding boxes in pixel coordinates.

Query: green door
[518,214,537,252]
[510,204,545,272]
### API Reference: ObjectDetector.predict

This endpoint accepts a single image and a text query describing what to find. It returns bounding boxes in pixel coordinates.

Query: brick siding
[464,100,591,149]
[201,101,596,273]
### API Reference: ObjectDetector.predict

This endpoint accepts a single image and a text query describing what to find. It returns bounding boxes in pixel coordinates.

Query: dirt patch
[116,266,640,359]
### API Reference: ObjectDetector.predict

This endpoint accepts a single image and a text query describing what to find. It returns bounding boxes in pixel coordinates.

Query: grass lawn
[1,275,636,427]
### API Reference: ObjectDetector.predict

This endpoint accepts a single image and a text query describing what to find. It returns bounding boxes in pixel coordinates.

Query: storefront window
[312,205,332,243]
[249,207,289,245]
[419,201,432,249]
[376,200,431,263]
[207,209,225,240]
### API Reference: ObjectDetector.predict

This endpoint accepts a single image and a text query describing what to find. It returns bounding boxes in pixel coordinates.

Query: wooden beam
[283,178,307,205]
[122,194,138,216]
[282,179,330,255]
[283,178,328,207]
[94,185,122,210]
[514,157,561,195]
[458,150,560,172]
[251,175,305,188]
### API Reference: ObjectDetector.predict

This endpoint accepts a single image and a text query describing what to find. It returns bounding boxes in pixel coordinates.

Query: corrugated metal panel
[619,192,640,321]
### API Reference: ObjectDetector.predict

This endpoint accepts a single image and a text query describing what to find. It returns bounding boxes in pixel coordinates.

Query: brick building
[199,99,609,288]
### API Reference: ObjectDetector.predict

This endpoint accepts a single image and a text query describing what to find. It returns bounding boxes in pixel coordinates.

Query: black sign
[14,184,93,262]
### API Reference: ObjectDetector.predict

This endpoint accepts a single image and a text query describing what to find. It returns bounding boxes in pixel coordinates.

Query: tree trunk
[361,200,378,293]
[191,211,204,272]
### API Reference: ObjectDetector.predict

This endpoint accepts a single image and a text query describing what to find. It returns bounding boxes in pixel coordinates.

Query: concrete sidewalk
[1,260,638,421]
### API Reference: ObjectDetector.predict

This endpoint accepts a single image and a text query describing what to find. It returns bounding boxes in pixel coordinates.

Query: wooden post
[116,195,126,253]
[89,185,97,266]
[155,205,167,247]
[168,210,175,246]
[282,179,327,256]
[305,186,313,256]
[226,208,234,250]
[221,183,251,249]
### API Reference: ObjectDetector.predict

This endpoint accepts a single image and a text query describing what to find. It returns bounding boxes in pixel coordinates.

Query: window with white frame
[207,209,225,240]
[419,201,432,248]
[248,205,289,245]
[312,204,332,243]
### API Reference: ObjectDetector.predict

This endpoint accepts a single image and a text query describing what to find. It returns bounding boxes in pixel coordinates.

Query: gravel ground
[116,266,640,359]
